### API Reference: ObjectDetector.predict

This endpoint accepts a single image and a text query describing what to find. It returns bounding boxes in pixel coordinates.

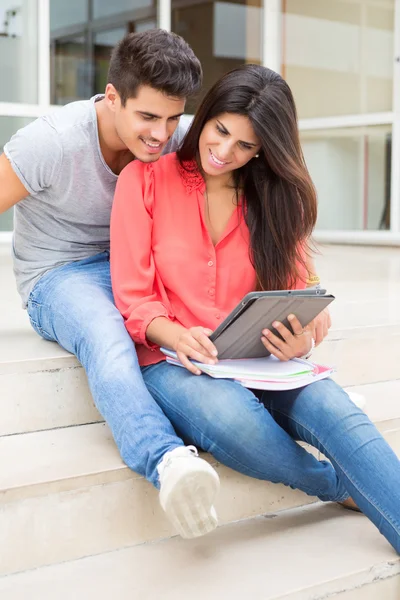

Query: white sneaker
[157,445,220,539]
[347,392,367,411]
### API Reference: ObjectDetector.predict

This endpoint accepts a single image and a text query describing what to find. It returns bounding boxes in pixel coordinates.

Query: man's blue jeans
[26,252,183,487]
[142,361,400,553]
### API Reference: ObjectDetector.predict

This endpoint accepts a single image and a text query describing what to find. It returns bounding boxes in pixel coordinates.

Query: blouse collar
[177,159,206,194]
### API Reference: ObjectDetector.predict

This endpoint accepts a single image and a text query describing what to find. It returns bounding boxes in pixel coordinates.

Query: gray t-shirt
[4,95,191,307]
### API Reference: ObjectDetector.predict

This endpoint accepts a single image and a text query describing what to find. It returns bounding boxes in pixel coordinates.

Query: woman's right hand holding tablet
[173,327,218,375]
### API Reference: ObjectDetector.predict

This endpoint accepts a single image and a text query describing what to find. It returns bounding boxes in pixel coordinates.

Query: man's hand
[173,326,218,375]
[308,307,331,346]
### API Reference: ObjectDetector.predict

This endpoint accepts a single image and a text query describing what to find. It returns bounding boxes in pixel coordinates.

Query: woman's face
[198,113,261,180]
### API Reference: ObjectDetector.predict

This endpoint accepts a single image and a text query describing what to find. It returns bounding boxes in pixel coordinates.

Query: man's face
[111,85,186,162]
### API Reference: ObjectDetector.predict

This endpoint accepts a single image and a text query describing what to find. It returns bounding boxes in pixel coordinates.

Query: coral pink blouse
[110,153,307,366]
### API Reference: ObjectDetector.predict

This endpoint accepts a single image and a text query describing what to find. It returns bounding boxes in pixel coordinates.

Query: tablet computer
[210,289,334,359]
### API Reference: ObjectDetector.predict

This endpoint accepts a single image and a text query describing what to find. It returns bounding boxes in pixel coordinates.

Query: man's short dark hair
[108,29,202,105]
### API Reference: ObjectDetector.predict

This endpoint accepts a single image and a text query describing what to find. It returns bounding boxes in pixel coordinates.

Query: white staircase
[0,244,399,599]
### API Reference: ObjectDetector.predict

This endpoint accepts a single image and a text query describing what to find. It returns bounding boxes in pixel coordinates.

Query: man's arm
[0,153,29,214]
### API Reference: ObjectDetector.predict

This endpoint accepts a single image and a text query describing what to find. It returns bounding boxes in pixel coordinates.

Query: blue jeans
[27,252,183,487]
[142,361,400,553]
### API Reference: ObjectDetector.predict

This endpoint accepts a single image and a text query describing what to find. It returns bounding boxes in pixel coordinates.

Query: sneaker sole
[163,469,220,539]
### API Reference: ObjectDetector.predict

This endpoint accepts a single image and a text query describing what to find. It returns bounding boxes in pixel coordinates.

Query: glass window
[50,0,88,32]
[0,117,33,232]
[283,0,395,118]
[172,0,263,113]
[301,125,392,231]
[50,0,157,105]
[134,19,157,33]
[94,21,157,94]
[94,28,127,94]
[52,37,90,105]
[93,0,153,19]
[0,0,38,103]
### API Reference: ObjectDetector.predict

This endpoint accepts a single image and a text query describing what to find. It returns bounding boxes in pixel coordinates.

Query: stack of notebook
[161,349,334,391]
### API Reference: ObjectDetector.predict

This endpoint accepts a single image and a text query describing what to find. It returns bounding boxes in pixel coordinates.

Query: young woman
[110,64,400,553]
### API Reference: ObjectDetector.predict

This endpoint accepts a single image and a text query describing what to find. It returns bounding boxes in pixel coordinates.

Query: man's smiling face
[113,85,186,162]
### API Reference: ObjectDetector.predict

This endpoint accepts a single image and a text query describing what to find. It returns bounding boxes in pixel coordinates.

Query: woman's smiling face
[198,113,261,180]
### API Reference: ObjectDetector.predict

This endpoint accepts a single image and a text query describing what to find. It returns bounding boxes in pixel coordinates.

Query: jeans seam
[27,297,54,340]
[28,313,53,341]
[270,405,400,535]
[145,380,339,498]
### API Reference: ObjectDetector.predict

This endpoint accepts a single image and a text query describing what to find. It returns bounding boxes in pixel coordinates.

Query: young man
[0,29,220,539]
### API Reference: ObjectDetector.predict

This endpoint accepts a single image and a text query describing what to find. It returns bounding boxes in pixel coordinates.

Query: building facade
[0,0,399,244]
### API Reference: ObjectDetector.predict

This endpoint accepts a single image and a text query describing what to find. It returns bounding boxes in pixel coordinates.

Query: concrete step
[0,422,319,576]
[347,379,400,430]
[1,325,400,435]
[0,503,398,600]
[1,418,399,576]
[0,331,101,436]
[313,323,400,388]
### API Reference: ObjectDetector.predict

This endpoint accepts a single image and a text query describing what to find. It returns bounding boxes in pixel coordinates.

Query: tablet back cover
[214,295,334,359]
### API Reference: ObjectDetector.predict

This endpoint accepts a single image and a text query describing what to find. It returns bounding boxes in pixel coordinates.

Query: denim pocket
[27,292,54,342]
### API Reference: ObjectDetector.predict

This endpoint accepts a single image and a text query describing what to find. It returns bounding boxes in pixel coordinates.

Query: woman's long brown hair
[177,64,317,290]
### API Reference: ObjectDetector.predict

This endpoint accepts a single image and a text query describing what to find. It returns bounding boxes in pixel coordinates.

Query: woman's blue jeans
[142,361,400,554]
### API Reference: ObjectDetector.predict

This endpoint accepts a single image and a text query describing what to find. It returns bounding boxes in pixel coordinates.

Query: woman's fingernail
[288,314,294,320]
[272,321,279,328]
[263,329,270,336]
[196,370,201,375]
[212,350,218,356]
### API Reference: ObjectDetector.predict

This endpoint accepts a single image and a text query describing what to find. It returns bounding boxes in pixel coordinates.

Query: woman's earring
[255,154,259,158]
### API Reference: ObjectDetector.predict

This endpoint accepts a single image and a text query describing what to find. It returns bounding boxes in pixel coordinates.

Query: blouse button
[207,260,214,267]
[209,288,215,296]
[215,313,221,319]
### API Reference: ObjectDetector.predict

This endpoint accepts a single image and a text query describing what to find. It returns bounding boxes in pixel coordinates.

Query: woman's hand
[173,326,218,375]
[308,307,331,346]
[261,314,313,361]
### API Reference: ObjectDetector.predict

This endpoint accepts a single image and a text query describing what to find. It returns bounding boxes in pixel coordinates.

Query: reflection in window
[301,126,392,231]
[283,0,395,118]
[93,0,153,19]
[52,37,89,105]
[50,0,88,31]
[94,28,127,95]
[50,2,157,104]
[172,0,262,113]
[0,1,38,103]
[93,21,156,94]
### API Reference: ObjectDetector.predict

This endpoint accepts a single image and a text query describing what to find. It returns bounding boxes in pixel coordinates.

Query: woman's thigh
[142,362,342,497]
[260,378,371,452]
[143,363,267,451]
